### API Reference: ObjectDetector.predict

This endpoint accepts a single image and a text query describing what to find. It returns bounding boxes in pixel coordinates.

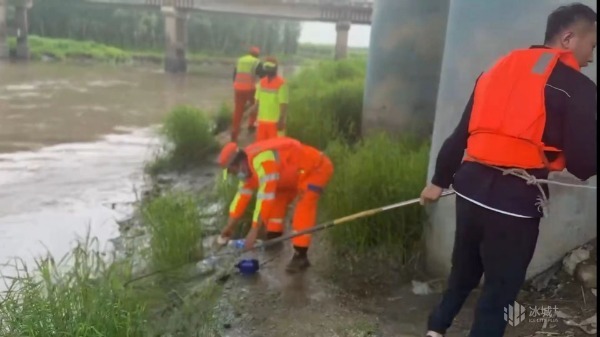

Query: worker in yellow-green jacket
[244,56,289,141]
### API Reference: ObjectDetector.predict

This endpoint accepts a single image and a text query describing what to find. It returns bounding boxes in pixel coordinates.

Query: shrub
[289,58,366,87]
[0,238,147,337]
[286,59,366,149]
[142,192,204,270]
[323,133,430,261]
[148,105,217,174]
[212,102,233,135]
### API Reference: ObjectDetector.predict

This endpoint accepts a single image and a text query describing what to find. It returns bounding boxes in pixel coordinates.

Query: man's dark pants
[427,196,540,337]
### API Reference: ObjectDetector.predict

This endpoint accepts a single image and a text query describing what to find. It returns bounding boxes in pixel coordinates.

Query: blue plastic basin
[236,259,260,275]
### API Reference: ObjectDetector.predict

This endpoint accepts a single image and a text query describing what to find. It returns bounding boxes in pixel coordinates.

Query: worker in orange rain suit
[242,56,289,142]
[217,136,334,273]
[231,46,264,142]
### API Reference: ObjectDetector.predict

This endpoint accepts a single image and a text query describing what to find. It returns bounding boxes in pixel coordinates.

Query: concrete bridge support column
[362,0,450,139]
[0,0,7,59]
[14,2,31,60]
[425,0,597,280]
[162,6,188,74]
[334,21,350,60]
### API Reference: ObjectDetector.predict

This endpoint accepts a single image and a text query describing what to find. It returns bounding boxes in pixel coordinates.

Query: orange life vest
[259,75,285,91]
[244,137,326,187]
[464,48,581,171]
[244,137,303,188]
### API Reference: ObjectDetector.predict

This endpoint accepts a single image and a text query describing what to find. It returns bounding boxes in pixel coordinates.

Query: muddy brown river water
[0,61,231,274]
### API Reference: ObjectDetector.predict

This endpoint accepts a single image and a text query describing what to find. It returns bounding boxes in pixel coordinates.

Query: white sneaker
[426,331,443,337]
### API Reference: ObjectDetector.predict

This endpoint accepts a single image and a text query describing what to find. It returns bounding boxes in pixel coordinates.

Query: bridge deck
[84,0,373,24]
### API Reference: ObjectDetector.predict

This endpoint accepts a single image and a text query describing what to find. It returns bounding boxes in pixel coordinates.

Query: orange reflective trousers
[231,89,257,142]
[266,152,334,248]
[255,122,281,141]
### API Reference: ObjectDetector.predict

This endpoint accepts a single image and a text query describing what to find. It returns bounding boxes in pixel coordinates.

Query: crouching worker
[217,137,334,273]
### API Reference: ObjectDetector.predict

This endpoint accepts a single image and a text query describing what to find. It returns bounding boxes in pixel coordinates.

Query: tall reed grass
[286,59,366,149]
[141,192,205,270]
[0,237,148,337]
[147,105,217,174]
[0,233,221,336]
[323,133,430,260]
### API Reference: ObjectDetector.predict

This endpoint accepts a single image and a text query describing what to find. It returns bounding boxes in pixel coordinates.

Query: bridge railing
[142,0,372,8]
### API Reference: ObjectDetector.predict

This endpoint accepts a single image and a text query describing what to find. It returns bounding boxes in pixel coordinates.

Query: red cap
[218,142,240,167]
[249,46,260,57]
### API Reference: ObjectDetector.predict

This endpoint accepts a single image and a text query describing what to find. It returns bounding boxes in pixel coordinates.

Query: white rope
[520,177,596,189]
[484,165,596,217]
[498,167,597,190]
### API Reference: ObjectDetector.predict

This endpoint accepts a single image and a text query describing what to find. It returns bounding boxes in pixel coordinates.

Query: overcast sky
[299,22,371,47]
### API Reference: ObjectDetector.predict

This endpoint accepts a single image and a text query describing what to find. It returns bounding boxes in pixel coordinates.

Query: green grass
[9,35,131,63]
[211,102,233,136]
[212,174,256,238]
[286,58,366,149]
[8,36,370,66]
[0,230,222,336]
[323,133,429,259]
[7,35,235,65]
[147,105,218,175]
[141,192,205,271]
[0,237,148,337]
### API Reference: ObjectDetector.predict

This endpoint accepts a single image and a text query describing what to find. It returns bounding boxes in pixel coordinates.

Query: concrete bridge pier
[14,1,31,60]
[361,0,450,139]
[162,6,189,74]
[334,21,350,60]
[0,0,7,59]
[426,0,597,280]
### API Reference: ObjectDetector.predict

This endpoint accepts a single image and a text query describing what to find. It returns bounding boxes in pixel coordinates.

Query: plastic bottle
[228,239,246,250]
[227,239,264,250]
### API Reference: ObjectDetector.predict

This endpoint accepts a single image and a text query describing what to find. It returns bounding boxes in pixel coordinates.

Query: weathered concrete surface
[426,0,597,279]
[162,6,188,74]
[334,21,350,60]
[362,0,449,139]
[0,0,7,59]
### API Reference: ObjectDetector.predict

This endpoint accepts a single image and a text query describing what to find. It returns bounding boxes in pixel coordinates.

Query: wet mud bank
[110,165,220,271]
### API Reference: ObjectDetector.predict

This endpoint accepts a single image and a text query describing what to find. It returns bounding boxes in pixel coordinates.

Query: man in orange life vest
[217,137,334,273]
[243,56,289,141]
[420,4,596,337]
[231,46,264,142]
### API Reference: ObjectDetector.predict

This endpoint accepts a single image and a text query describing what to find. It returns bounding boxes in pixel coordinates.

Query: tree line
[26,0,302,56]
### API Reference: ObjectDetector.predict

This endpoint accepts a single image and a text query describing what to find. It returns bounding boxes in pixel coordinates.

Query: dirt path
[218,241,384,337]
[216,235,595,337]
